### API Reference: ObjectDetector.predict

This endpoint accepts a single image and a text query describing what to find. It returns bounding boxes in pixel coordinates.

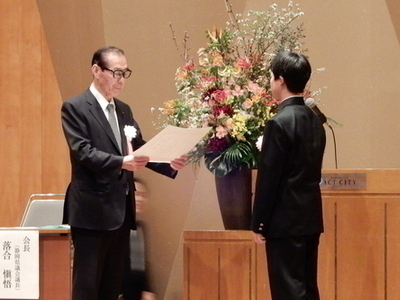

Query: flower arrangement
[154,0,314,177]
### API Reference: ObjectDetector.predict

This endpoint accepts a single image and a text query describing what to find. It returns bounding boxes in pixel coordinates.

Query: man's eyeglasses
[102,67,132,79]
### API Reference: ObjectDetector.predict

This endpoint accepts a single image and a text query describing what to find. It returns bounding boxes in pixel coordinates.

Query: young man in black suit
[252,51,326,300]
[61,46,186,300]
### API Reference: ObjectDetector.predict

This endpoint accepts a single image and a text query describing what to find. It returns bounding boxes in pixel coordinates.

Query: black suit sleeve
[251,118,289,234]
[61,100,124,177]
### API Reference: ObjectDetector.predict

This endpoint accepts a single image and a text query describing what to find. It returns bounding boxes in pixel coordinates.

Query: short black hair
[91,46,125,68]
[270,51,311,94]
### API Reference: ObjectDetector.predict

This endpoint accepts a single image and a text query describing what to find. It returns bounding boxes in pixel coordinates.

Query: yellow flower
[231,66,242,77]
[218,66,241,77]
[231,113,249,141]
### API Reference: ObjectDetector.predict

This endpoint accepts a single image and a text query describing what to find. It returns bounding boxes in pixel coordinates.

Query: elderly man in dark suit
[61,46,186,300]
[252,51,326,300]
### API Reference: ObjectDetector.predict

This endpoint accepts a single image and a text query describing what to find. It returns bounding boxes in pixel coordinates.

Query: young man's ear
[278,76,285,86]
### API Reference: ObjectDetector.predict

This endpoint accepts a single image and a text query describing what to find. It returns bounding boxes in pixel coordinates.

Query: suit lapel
[115,103,128,155]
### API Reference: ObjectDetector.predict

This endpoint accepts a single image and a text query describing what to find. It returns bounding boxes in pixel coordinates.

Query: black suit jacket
[251,97,326,238]
[61,89,176,231]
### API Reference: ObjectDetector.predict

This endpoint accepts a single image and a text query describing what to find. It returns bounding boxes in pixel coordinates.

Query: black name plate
[320,173,366,190]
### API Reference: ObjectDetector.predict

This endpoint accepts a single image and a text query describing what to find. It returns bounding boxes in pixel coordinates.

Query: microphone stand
[326,122,338,169]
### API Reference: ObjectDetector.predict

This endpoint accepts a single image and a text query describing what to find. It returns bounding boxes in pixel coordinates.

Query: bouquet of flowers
[154,1,308,177]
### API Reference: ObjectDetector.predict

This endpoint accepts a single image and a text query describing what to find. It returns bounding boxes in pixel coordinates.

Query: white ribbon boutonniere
[256,136,263,151]
[124,125,137,142]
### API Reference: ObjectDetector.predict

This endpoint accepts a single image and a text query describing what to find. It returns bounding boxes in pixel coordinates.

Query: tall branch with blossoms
[224,0,244,57]
[169,23,190,62]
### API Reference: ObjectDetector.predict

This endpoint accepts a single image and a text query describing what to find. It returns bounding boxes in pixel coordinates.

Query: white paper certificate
[132,125,212,162]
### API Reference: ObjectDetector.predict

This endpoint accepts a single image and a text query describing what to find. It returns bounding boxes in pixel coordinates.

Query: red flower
[202,87,218,101]
[207,136,230,152]
[212,105,234,117]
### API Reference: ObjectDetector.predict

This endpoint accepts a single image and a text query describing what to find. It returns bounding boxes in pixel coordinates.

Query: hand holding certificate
[132,125,212,162]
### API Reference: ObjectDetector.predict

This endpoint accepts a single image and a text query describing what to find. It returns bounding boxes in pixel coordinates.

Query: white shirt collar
[89,83,115,113]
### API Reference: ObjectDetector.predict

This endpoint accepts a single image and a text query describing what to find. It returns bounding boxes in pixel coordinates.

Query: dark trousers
[265,234,321,300]
[121,270,147,300]
[71,205,132,300]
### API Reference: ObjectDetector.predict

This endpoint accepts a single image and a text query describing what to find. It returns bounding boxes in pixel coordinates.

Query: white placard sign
[0,229,39,299]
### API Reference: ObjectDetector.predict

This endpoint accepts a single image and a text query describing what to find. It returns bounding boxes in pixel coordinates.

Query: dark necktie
[106,103,122,151]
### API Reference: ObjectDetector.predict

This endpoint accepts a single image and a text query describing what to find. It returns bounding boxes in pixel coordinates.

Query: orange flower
[242,98,253,109]
[175,68,188,81]
[164,100,176,109]
[211,52,224,67]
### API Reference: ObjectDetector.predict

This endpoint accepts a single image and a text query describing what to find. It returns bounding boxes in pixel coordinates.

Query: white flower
[124,125,137,142]
[256,136,264,151]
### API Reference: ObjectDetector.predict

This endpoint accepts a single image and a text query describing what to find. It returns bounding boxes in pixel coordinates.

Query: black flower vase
[214,166,252,230]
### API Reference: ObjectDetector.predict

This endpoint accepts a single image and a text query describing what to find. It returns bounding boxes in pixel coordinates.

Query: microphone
[305,98,327,124]
[305,98,338,169]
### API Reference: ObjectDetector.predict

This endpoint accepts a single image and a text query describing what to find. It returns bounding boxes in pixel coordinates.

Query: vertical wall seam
[384,203,388,300]
[334,202,338,300]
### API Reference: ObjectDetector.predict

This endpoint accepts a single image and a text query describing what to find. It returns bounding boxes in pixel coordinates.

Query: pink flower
[261,93,280,106]
[231,85,245,96]
[247,80,264,95]
[201,75,217,83]
[213,89,228,103]
[184,60,196,71]
[215,126,228,138]
[236,56,253,69]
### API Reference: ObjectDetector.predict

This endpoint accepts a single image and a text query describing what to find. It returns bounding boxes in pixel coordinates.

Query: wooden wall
[184,169,400,300]
[0,0,69,227]
[319,169,400,299]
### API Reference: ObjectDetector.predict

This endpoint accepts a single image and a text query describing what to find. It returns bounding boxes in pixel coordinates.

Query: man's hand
[170,155,188,170]
[122,155,150,171]
[252,232,266,244]
[141,291,157,300]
